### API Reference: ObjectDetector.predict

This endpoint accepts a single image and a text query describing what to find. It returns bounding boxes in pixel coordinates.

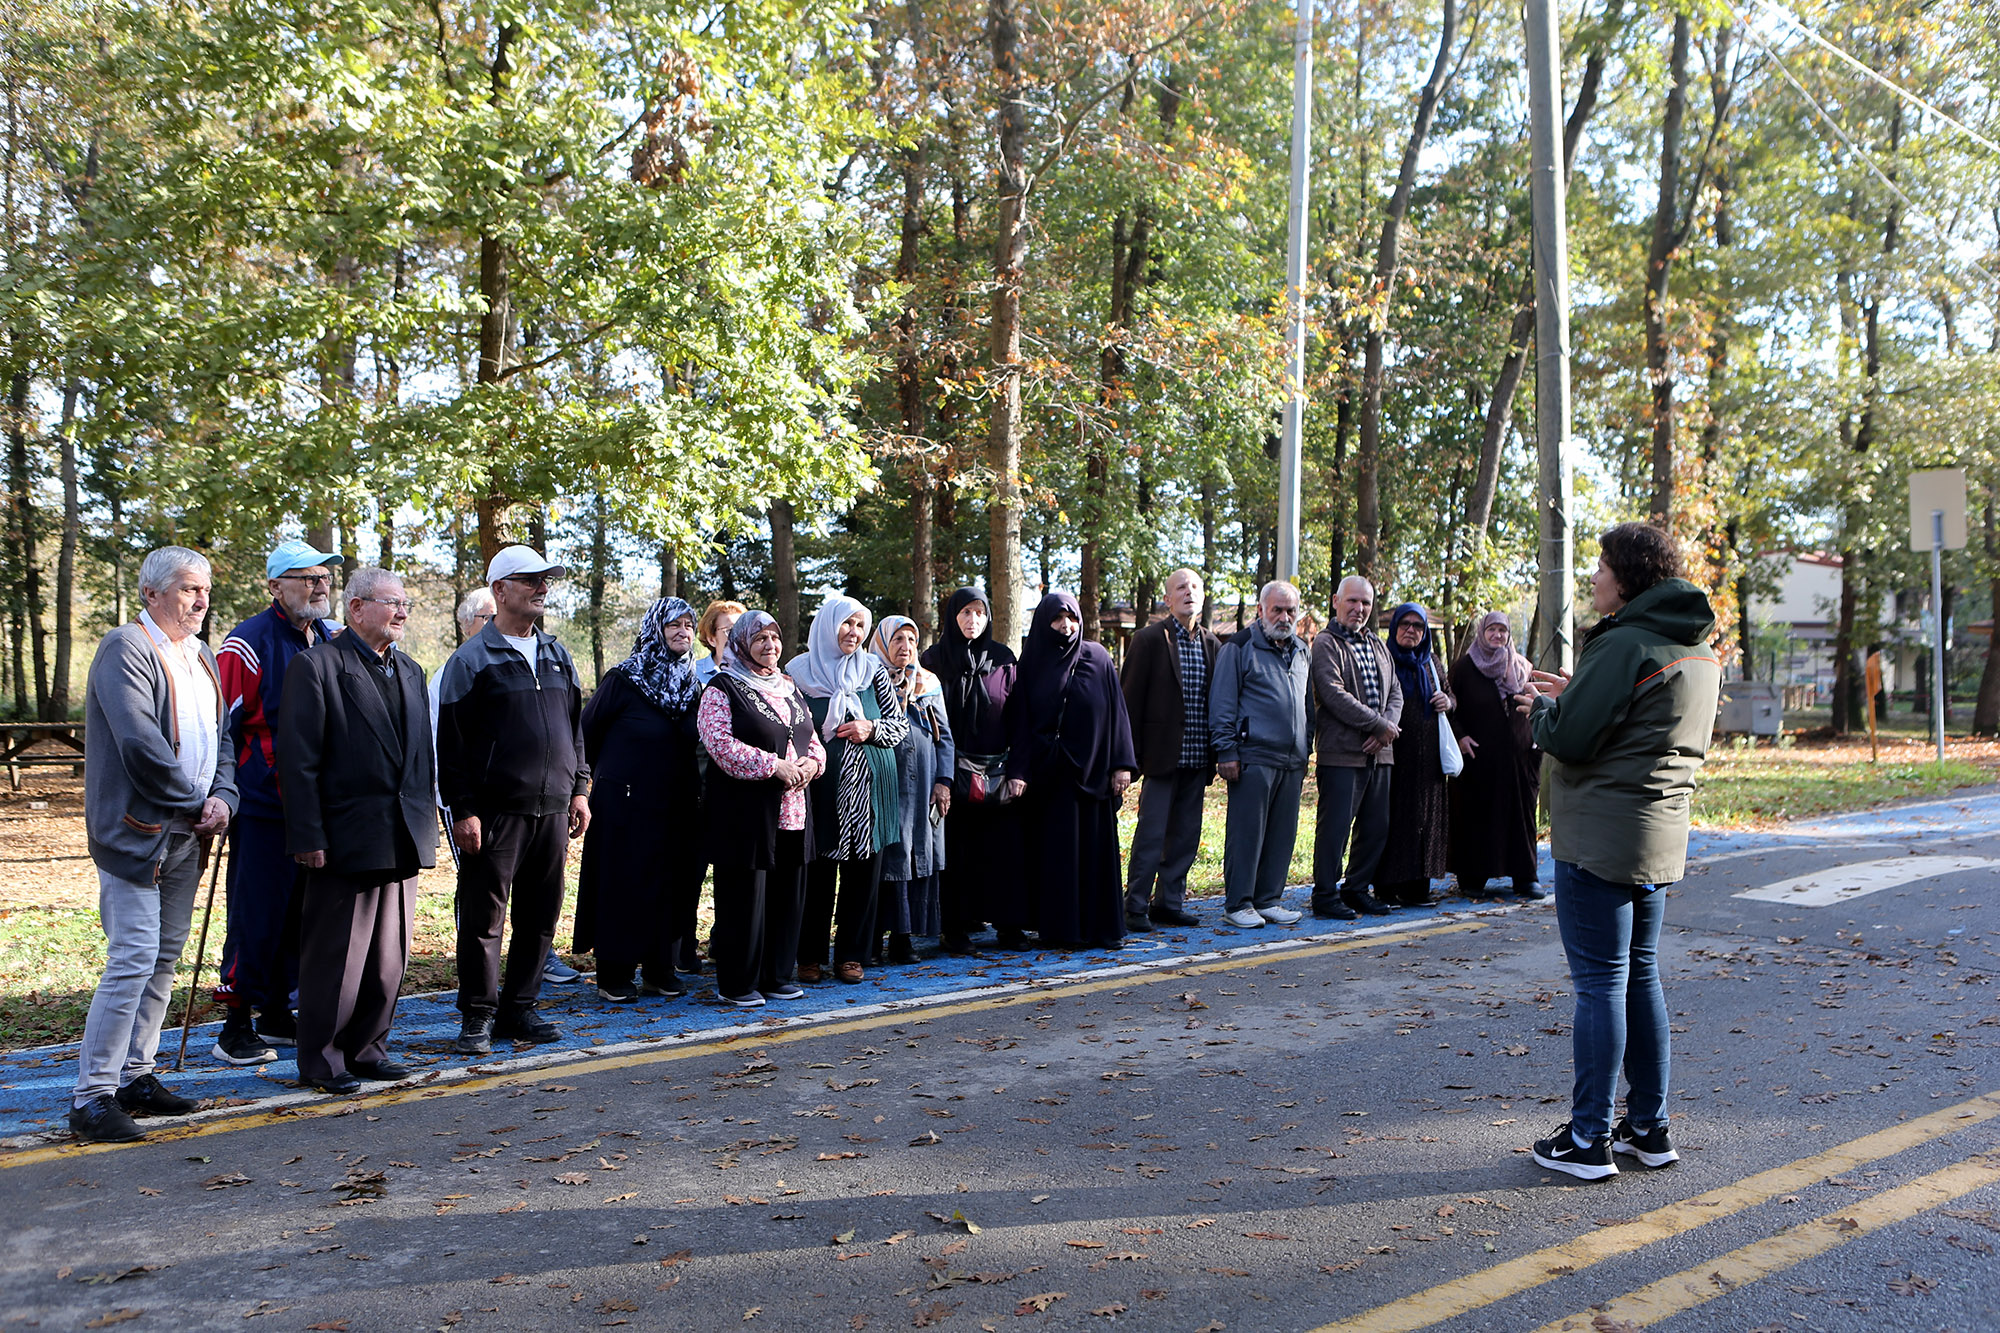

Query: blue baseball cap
[266,539,344,581]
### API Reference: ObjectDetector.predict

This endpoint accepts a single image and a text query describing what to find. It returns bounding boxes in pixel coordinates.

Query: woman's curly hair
[1598,523,1682,601]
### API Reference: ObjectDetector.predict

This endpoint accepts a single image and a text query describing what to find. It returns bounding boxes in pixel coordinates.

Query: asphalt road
[4,788,1999,1333]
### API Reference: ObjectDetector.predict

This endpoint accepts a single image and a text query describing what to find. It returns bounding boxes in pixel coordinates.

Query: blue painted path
[8,785,1997,1147]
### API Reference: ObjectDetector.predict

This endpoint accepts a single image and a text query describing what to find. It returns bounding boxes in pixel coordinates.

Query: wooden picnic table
[0,721,85,791]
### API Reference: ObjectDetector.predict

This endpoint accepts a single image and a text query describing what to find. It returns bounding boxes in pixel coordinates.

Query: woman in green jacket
[1524,523,1721,1180]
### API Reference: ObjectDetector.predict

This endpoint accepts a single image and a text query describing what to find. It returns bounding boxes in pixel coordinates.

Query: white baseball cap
[486,545,568,585]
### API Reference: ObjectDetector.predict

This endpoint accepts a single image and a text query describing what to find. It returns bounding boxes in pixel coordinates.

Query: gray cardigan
[84,622,239,883]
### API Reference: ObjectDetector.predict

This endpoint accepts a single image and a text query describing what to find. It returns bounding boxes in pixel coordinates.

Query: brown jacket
[1309,628,1404,767]
[1119,615,1221,779]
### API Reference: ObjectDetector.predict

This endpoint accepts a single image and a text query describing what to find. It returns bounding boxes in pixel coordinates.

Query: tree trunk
[658,542,679,600]
[6,367,48,718]
[769,498,799,650]
[474,23,519,568]
[1643,14,1690,526]
[1355,0,1459,578]
[1975,493,2000,735]
[54,378,79,717]
[985,0,1028,649]
[588,488,608,682]
[1464,3,1612,543]
[896,143,935,639]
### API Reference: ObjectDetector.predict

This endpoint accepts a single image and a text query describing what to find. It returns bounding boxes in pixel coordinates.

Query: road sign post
[1908,468,1967,765]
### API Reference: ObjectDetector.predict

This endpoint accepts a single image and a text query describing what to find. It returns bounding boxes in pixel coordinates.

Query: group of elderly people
[70,527,1715,1187]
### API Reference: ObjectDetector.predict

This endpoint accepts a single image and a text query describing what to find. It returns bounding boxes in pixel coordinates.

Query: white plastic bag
[1437,710,1465,777]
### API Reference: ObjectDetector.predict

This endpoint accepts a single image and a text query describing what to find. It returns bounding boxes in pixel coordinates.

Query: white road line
[1733,854,2000,907]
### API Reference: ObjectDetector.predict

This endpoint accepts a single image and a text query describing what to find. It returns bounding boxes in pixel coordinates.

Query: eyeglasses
[505,574,556,589]
[277,573,333,587]
[360,597,413,613]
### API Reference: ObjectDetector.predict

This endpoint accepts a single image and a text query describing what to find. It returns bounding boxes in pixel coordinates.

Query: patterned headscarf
[1466,610,1531,694]
[786,595,882,740]
[616,597,698,714]
[871,614,942,708]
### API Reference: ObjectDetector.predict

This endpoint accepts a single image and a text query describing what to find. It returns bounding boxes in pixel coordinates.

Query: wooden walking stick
[174,836,227,1072]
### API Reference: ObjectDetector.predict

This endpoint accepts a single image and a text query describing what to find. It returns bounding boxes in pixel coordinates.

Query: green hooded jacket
[1529,577,1722,885]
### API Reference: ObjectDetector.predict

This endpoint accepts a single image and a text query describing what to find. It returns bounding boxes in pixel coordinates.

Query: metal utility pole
[1930,508,1947,763]
[1525,0,1573,670]
[1276,0,1313,584]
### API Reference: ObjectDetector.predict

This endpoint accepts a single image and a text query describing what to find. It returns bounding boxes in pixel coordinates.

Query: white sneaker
[1256,905,1303,924]
[1224,908,1265,929]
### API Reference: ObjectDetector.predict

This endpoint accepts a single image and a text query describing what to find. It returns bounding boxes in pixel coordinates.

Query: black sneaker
[212,1011,278,1066]
[454,1015,494,1056]
[764,982,805,1001]
[1531,1122,1618,1180]
[637,973,687,998]
[69,1094,145,1143]
[493,1008,560,1044]
[256,1008,298,1046]
[1611,1117,1679,1167]
[115,1073,196,1117]
[598,979,640,1004]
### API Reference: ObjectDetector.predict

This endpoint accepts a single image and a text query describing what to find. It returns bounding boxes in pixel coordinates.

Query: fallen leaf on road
[136,1187,161,1197]
[82,1312,142,1328]
[1243,1232,1290,1241]
[1014,1292,1065,1315]
[1887,1273,1937,1296]
[818,1152,867,1161]
[1185,1218,1216,1229]
[1064,1240,1104,1249]
[603,1192,637,1203]
[658,1250,694,1267]
[497,1202,526,1214]
[910,1131,942,1147]
[553,1173,592,1186]
[742,1308,760,1321]
[599,1299,638,1313]
[1206,1267,1250,1277]
[75,1266,167,1285]
[913,1302,956,1327]
[1589,1318,1639,1333]
[1089,1304,1127,1317]
[1321,1260,1361,1273]
[202,1173,251,1190]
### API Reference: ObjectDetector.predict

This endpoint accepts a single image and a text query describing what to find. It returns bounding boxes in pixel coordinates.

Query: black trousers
[296,867,417,1080]
[801,852,882,968]
[710,830,808,999]
[1312,763,1392,912]
[455,811,568,1018]
[594,856,702,990]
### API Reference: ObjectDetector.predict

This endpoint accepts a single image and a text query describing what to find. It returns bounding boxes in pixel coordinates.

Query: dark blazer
[1119,615,1221,779]
[277,631,439,876]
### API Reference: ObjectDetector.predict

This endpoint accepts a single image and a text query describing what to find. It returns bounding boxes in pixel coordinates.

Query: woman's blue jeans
[1553,860,1671,1141]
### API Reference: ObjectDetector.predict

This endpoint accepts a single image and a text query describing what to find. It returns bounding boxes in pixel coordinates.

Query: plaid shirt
[1173,617,1211,769]
[1332,622,1383,710]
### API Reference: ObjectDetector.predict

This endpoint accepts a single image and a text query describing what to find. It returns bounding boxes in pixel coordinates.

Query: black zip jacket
[434,620,590,821]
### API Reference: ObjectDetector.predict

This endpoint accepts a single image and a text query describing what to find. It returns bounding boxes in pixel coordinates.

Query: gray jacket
[84,622,240,883]
[1209,620,1311,770]
[1310,627,1404,767]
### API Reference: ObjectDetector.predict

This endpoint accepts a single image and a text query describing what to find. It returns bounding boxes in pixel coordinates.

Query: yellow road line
[1310,1092,2000,1333]
[1524,1150,2000,1332]
[1,917,1487,1169]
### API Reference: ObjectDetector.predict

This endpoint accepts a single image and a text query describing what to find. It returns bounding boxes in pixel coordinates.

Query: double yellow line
[1316,1092,2000,1333]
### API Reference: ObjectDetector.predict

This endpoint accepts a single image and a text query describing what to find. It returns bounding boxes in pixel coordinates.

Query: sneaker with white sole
[211,1011,277,1066]
[722,991,767,1008]
[542,955,583,985]
[1223,908,1265,929]
[1611,1117,1679,1167]
[1257,905,1303,925]
[764,983,806,1001]
[1530,1121,1617,1180]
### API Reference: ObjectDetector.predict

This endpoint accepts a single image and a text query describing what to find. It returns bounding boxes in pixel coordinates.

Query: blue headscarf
[616,597,698,715]
[1385,602,1441,716]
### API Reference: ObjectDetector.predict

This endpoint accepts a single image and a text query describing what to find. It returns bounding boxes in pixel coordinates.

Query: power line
[1730,2,2000,293]
[1746,0,2000,159]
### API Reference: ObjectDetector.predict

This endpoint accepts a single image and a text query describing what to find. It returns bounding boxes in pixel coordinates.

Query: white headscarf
[786,595,881,741]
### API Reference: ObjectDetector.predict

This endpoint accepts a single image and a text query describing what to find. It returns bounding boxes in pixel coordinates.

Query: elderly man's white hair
[1258,579,1301,607]
[455,586,496,634]
[137,546,210,596]
[345,566,402,604]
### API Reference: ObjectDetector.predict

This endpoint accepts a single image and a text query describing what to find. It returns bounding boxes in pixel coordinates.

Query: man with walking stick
[70,546,238,1143]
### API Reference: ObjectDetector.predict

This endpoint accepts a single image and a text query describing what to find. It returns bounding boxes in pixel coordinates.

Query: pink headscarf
[1466,611,1531,694]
